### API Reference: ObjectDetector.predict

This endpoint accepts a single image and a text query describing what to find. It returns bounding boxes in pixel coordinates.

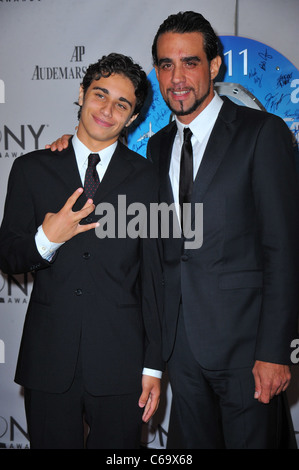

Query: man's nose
[171,65,185,85]
[101,102,113,117]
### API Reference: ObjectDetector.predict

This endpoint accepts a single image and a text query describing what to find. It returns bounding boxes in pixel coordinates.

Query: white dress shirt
[169,92,223,211]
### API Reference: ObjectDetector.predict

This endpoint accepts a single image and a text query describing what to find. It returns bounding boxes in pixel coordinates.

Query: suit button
[181,254,189,261]
[85,217,93,223]
[83,252,90,259]
[75,288,83,296]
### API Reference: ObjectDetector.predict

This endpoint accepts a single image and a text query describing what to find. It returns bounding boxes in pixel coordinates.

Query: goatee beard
[166,82,211,117]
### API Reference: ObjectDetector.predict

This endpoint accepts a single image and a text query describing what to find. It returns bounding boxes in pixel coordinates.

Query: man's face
[77,73,137,151]
[155,32,221,124]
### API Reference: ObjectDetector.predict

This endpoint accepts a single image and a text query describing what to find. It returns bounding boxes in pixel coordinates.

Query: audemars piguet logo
[32,46,87,80]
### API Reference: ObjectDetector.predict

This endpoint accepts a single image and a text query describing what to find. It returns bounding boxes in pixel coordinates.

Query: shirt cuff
[35,225,64,261]
[142,368,162,379]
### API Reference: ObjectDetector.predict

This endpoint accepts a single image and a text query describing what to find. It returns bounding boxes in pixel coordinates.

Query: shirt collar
[72,132,118,170]
[175,92,223,144]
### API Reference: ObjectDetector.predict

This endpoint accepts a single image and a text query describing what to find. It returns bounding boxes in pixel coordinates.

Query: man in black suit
[0,54,164,449]
[146,11,299,448]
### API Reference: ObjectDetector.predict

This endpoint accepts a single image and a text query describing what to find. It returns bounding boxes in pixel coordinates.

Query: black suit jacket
[147,97,299,369]
[0,141,164,395]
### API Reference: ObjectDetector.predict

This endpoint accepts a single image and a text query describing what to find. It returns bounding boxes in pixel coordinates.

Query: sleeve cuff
[142,368,162,379]
[35,225,64,261]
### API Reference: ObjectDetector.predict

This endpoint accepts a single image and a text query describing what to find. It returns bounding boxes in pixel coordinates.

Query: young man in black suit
[0,53,163,449]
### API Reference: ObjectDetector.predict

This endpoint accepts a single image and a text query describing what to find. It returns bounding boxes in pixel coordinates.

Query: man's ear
[125,113,139,128]
[78,85,84,106]
[210,55,222,80]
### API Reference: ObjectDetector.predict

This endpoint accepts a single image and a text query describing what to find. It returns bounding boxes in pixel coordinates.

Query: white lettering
[0,79,4,103]
[291,79,299,104]
[106,454,141,467]
[290,339,299,364]
[0,339,5,364]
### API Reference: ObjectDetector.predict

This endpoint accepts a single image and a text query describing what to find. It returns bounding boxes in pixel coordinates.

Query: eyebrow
[182,56,201,63]
[92,86,133,109]
[158,56,201,66]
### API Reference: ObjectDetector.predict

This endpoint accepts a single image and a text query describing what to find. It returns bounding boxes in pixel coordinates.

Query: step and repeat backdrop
[0,0,298,449]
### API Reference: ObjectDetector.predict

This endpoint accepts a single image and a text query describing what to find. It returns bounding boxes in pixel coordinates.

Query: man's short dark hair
[77,53,148,120]
[152,11,220,66]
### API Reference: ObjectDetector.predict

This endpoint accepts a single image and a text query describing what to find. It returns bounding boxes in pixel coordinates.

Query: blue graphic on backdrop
[128,68,171,157]
[219,36,299,149]
[128,36,299,168]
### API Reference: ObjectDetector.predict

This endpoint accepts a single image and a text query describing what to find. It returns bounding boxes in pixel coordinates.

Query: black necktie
[179,127,193,228]
[84,153,100,200]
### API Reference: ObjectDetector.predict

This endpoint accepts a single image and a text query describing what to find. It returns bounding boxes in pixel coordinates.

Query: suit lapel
[157,122,183,243]
[52,142,87,210]
[191,97,237,204]
[92,141,135,204]
[159,122,177,207]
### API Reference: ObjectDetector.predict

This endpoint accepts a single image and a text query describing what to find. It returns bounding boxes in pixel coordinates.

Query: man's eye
[160,63,173,71]
[185,62,197,68]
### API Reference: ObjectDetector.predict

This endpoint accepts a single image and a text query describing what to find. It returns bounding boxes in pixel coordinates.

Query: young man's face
[77,73,138,151]
[155,32,221,125]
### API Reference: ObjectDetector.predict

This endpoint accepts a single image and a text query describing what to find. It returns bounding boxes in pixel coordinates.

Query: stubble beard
[165,80,212,118]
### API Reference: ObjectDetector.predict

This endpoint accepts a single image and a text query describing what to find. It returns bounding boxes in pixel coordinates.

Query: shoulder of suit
[221,98,292,145]
[13,147,60,165]
[148,120,176,145]
[117,140,156,172]
[221,96,284,126]
[117,140,149,163]
[19,146,70,160]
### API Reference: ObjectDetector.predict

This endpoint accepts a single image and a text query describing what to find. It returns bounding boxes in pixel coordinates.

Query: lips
[92,115,113,128]
[173,90,190,96]
[169,88,192,100]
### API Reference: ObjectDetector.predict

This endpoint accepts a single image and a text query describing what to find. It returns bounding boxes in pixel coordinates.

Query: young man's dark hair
[77,53,148,119]
[151,11,220,66]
